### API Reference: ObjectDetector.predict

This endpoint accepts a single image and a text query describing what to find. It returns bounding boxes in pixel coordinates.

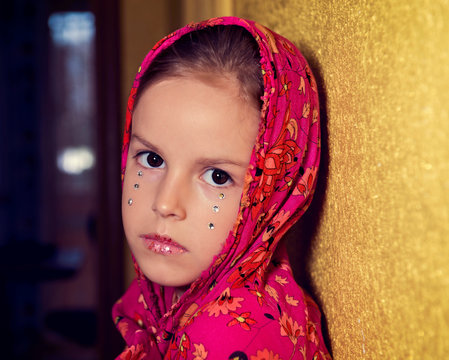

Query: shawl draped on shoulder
[113,16,331,360]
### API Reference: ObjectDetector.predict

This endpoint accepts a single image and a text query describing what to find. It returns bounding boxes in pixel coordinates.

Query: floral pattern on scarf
[114,16,331,360]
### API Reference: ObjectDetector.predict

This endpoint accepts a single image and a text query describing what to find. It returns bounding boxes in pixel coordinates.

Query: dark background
[0,0,124,358]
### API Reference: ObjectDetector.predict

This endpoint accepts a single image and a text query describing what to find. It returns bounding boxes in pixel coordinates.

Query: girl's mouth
[140,233,187,255]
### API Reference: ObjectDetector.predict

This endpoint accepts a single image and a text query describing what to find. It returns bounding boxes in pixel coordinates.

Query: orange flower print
[118,321,128,337]
[285,117,298,140]
[202,17,224,27]
[277,258,293,273]
[298,76,305,95]
[228,245,267,288]
[305,64,318,93]
[265,284,279,302]
[178,333,191,359]
[307,321,319,345]
[250,348,282,360]
[193,343,208,360]
[114,315,122,325]
[167,332,190,359]
[261,66,274,101]
[279,312,304,345]
[254,22,279,53]
[313,108,318,124]
[262,209,291,242]
[119,344,146,360]
[275,275,288,286]
[282,39,296,56]
[187,17,224,29]
[249,287,266,306]
[138,293,149,309]
[302,102,311,118]
[315,350,332,360]
[179,303,199,327]
[279,174,294,192]
[151,30,176,51]
[252,139,301,218]
[227,311,257,331]
[262,224,275,243]
[279,73,292,100]
[269,104,280,128]
[133,312,144,328]
[293,167,317,198]
[206,287,244,317]
[266,140,299,178]
[285,295,299,307]
[127,86,137,114]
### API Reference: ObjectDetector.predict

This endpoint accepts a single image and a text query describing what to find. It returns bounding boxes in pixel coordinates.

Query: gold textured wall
[236,0,449,358]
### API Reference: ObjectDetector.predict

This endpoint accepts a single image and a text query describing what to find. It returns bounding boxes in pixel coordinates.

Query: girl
[113,17,331,360]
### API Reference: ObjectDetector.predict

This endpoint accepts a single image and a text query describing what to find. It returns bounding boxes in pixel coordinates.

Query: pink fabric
[114,17,331,360]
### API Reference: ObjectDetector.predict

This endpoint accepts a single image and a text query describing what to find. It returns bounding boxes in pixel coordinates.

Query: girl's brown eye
[137,151,165,168]
[203,168,232,187]
[146,152,164,167]
[212,170,229,185]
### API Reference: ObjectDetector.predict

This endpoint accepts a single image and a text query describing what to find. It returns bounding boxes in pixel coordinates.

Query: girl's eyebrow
[196,157,248,168]
[131,133,248,168]
[131,134,162,153]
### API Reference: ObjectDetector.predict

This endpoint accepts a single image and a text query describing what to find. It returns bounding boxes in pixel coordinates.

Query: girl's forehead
[133,75,254,123]
[131,76,259,161]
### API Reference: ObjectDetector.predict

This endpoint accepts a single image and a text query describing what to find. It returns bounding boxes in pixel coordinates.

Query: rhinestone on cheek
[134,183,139,189]
[137,170,143,176]
[218,193,225,200]
[213,205,219,213]
[208,223,215,230]
[128,198,133,205]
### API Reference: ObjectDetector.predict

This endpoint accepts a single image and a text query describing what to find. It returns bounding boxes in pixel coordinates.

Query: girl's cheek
[197,182,243,220]
[125,157,165,184]
[139,169,164,184]
[199,182,223,201]
[122,162,164,210]
[197,181,238,203]
[125,151,164,182]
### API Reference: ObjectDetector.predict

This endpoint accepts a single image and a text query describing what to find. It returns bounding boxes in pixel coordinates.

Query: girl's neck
[174,285,190,302]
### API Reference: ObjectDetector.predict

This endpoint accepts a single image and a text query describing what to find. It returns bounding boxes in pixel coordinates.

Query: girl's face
[122,75,259,289]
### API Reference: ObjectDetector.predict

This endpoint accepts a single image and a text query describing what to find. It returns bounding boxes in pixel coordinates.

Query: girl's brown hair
[134,25,263,110]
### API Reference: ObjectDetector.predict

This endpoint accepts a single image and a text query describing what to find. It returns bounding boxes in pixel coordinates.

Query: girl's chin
[142,271,198,289]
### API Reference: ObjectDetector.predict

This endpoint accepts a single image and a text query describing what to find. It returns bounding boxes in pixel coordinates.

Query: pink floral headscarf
[113,17,331,360]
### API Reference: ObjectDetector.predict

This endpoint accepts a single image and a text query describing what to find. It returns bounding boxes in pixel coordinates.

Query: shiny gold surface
[181,0,233,23]
[236,0,449,358]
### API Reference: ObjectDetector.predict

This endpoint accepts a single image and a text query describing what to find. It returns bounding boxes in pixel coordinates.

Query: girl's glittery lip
[140,233,187,255]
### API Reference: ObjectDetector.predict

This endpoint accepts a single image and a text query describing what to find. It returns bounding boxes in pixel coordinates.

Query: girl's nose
[151,175,187,220]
